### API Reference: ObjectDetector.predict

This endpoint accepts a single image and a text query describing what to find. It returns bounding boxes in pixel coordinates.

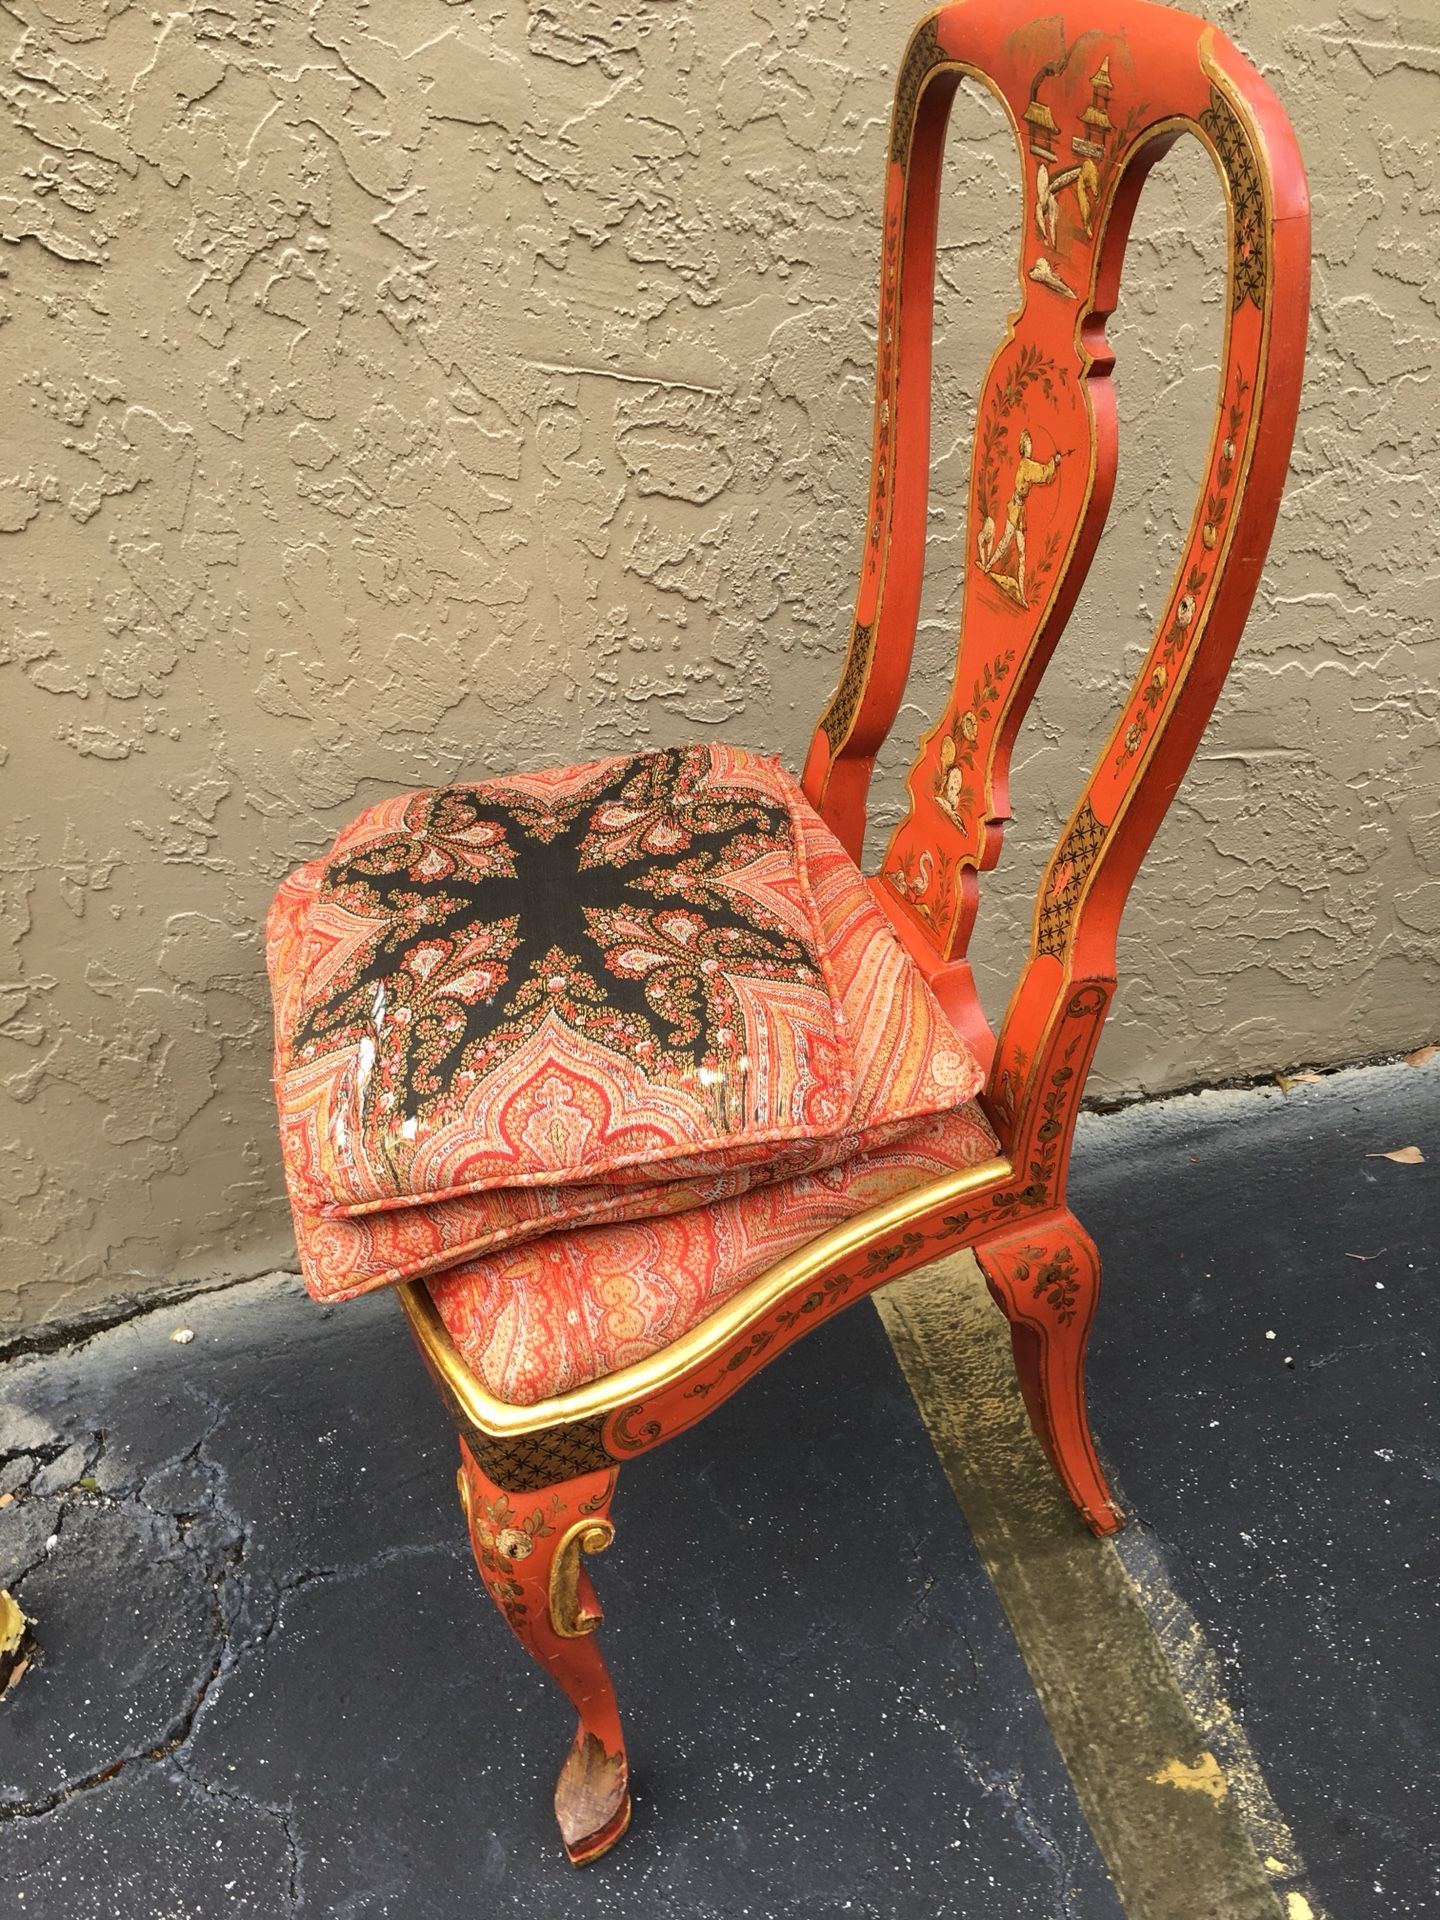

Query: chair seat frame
[392,0,1309,1866]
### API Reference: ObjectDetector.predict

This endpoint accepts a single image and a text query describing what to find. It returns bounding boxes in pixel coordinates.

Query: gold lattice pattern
[469,1414,613,1492]
[1035,801,1108,958]
[819,620,874,751]
[889,17,947,162]
[1198,89,1266,311]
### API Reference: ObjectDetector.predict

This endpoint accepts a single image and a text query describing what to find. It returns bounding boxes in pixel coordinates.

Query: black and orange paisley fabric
[267,744,986,1298]
[276,746,858,1214]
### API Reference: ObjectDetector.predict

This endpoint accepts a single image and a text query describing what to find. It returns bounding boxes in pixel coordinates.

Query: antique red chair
[265,0,1308,1869]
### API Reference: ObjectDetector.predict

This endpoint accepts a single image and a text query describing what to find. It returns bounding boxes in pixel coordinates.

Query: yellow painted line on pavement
[875,1249,1328,1920]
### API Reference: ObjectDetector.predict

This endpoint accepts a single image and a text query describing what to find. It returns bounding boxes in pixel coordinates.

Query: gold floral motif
[1010,1244,1082,1325]
[931,650,1017,831]
[867,205,903,577]
[457,1471,562,1627]
[683,1268,857,1399]
[1113,370,1252,771]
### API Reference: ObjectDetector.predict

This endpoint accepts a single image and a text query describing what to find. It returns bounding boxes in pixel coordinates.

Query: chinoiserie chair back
[803,1,1309,1185]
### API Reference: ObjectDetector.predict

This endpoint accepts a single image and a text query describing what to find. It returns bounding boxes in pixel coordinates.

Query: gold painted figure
[977,430,1061,607]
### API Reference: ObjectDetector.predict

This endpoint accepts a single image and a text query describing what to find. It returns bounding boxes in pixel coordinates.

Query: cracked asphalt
[0,1272,1120,1918]
[1073,1062,1439,1917]
[0,1060,1435,1917]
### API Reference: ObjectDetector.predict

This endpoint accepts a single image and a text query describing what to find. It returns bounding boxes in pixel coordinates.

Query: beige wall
[1,0,1436,1336]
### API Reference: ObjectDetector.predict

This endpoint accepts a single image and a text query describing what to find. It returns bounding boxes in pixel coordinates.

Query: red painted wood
[428,0,1309,1862]
[974,1210,1120,1532]
[599,981,1116,1485]
[802,1,1310,1191]
[456,1444,629,1865]
[606,0,1309,1545]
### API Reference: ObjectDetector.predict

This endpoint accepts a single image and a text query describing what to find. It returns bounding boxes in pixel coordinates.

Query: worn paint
[1113,1522,1311,1885]
[876,1246,1331,1920]
[1150,1752,1229,1802]
[0,2,1436,1333]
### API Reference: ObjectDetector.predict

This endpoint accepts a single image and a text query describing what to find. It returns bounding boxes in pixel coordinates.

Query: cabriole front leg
[974,1211,1123,1536]
[455,1439,630,1865]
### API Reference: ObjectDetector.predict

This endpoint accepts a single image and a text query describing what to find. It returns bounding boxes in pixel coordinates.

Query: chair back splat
[801,0,1309,1177]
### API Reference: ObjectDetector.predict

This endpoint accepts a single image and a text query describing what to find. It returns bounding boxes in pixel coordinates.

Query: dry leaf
[1402,1044,1438,1069]
[1275,1071,1325,1093]
[1366,1146,1425,1165]
[0,1589,33,1699]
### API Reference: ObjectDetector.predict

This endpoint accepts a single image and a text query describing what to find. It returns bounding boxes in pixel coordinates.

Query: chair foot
[455,1439,631,1864]
[974,1211,1123,1536]
[556,1731,632,1864]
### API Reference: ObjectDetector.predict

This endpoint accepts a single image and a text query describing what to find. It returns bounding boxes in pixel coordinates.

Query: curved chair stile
[346,0,1307,1869]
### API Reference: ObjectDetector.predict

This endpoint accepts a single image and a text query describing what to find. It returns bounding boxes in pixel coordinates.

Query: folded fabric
[267,745,985,1301]
[428,1099,1002,1404]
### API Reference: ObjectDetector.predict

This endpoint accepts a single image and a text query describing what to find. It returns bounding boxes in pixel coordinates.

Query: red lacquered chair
[265,0,1308,1867]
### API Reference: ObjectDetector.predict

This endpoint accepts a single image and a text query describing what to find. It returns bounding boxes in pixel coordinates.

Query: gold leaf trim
[549,1518,615,1636]
[397,1154,1012,1438]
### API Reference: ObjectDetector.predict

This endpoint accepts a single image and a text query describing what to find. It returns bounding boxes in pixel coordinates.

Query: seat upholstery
[427,1099,1000,1404]
[267,744,987,1305]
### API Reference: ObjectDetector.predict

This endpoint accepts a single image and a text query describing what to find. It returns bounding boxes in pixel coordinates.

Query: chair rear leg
[456,1439,630,1865]
[974,1212,1123,1535]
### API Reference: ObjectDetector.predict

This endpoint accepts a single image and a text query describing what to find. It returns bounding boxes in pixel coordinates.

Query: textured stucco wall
[1,0,1436,1335]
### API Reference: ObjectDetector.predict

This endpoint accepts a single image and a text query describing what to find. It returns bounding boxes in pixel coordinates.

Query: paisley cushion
[428,1098,1002,1404]
[267,745,986,1299]
[275,745,856,1214]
